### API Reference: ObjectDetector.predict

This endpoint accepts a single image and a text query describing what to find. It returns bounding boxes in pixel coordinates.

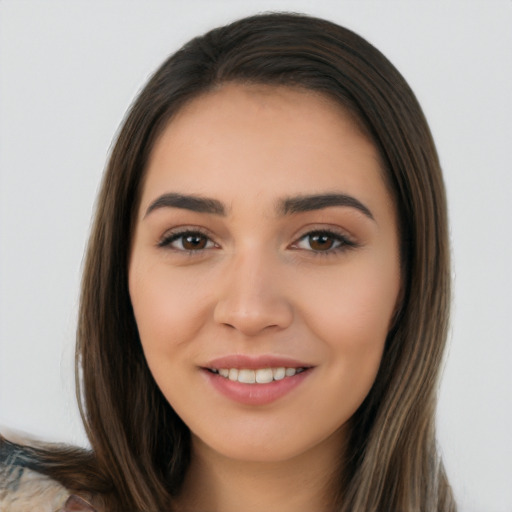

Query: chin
[190,419,347,465]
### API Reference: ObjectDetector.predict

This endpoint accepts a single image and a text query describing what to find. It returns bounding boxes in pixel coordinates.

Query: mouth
[202,355,313,404]
[207,366,308,384]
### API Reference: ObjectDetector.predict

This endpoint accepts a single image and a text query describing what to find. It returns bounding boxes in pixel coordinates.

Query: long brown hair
[26,13,455,511]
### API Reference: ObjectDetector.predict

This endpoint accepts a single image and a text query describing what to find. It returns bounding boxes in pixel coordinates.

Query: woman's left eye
[292,230,354,253]
[158,231,216,252]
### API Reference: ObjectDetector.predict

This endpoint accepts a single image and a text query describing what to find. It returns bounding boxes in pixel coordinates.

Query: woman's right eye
[158,231,216,252]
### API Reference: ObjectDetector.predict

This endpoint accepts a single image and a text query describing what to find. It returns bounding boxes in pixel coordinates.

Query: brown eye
[181,234,208,250]
[294,230,352,253]
[308,233,336,251]
[159,231,215,252]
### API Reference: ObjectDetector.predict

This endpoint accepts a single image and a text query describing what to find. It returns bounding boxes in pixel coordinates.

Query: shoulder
[0,433,97,512]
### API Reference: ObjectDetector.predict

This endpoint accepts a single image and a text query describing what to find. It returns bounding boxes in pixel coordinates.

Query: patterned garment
[0,436,97,512]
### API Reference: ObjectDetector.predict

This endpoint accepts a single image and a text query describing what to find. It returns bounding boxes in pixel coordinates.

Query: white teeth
[213,366,305,384]
[238,369,256,384]
[255,368,273,383]
[273,367,286,380]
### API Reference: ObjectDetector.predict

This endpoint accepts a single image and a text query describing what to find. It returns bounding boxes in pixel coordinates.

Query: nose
[213,249,294,336]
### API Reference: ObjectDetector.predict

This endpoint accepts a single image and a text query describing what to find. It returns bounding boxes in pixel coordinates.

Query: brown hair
[24,12,455,511]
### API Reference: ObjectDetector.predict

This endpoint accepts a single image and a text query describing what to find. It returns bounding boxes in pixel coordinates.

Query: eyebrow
[145,193,226,217]
[144,192,374,220]
[279,193,374,220]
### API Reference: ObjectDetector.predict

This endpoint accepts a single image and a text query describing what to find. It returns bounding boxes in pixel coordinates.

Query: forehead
[140,83,390,215]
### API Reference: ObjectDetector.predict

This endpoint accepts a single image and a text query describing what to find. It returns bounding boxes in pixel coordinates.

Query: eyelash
[291,229,357,255]
[158,228,216,254]
[157,228,357,256]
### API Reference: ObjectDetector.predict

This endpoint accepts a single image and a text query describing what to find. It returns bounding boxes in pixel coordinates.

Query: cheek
[304,257,399,344]
[297,253,400,395]
[129,260,207,359]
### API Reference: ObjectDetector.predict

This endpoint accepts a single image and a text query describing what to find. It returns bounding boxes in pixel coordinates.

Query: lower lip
[202,369,311,406]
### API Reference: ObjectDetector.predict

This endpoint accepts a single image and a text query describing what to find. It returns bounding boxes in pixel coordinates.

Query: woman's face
[129,84,401,463]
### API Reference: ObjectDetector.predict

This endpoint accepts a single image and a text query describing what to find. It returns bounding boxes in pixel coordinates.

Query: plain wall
[1,2,511,511]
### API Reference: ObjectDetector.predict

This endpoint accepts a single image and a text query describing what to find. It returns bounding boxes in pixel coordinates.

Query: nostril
[213,280,294,335]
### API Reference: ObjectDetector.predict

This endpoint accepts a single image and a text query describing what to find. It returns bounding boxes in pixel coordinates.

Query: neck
[174,430,345,512]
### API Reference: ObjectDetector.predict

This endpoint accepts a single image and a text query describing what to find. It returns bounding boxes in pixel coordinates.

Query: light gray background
[1,2,511,511]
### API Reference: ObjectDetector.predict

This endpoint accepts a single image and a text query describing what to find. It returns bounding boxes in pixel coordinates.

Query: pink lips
[206,354,310,370]
[201,355,313,406]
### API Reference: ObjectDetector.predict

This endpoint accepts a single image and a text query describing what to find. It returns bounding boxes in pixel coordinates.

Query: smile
[209,367,307,384]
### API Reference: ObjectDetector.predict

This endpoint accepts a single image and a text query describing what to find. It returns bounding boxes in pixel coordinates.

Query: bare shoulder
[0,433,98,512]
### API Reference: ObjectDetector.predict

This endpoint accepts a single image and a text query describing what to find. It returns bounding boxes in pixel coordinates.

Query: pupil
[310,234,333,251]
[183,235,206,250]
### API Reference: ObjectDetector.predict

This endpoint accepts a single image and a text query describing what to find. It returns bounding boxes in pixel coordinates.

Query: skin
[129,84,401,512]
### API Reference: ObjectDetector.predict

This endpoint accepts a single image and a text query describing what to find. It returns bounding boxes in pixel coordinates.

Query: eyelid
[289,226,358,253]
[157,226,218,251]
[156,224,358,255]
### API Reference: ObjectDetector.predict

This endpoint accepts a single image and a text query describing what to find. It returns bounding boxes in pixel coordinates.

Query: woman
[0,12,455,512]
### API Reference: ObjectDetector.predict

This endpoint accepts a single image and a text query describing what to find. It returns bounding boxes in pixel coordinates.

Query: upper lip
[204,355,312,370]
